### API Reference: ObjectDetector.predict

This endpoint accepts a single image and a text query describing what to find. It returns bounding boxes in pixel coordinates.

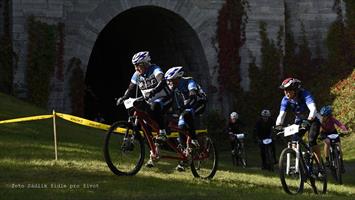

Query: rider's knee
[324,138,331,145]
[151,102,163,112]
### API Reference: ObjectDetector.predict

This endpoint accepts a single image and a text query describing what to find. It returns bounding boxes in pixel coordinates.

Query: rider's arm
[121,73,138,99]
[276,97,288,126]
[149,71,168,96]
[303,90,317,121]
[276,111,286,126]
[306,103,317,121]
[333,117,349,132]
[122,82,136,99]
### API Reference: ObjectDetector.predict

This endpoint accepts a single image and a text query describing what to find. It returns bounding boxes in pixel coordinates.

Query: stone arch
[75,1,218,121]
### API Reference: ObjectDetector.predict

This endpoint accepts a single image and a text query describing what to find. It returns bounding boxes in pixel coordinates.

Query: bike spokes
[190,136,218,179]
[104,121,145,176]
[310,154,327,194]
[279,148,304,195]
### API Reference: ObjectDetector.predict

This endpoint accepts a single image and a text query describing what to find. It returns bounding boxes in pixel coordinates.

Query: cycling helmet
[320,105,332,116]
[261,109,271,117]
[279,78,301,90]
[132,51,151,65]
[165,66,184,80]
[230,112,238,120]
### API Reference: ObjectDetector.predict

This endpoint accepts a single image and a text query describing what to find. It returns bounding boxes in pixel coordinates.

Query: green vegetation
[0,92,354,199]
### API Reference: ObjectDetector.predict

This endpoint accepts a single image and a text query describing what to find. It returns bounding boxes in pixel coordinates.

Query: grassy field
[0,92,354,200]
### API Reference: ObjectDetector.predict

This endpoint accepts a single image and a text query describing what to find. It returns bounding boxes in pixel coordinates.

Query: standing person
[164,66,207,171]
[275,78,323,165]
[227,112,245,155]
[319,105,348,171]
[254,109,276,170]
[116,51,172,167]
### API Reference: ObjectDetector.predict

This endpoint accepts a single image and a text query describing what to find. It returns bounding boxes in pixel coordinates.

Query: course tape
[0,115,53,124]
[0,112,207,138]
[55,112,111,131]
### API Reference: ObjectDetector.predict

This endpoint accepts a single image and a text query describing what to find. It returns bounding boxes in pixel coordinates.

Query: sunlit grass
[0,92,355,199]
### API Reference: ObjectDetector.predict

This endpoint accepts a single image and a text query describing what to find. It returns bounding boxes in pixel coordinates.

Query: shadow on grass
[2,159,354,200]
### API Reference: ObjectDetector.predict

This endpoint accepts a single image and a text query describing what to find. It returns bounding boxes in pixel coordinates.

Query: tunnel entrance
[85,6,209,123]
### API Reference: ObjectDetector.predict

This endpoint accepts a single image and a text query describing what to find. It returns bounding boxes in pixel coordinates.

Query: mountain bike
[275,124,327,195]
[326,132,346,184]
[260,138,275,171]
[231,133,247,168]
[103,97,218,179]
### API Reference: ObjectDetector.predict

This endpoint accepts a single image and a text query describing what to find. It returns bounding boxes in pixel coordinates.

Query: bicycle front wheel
[331,146,342,184]
[238,143,247,168]
[104,121,145,176]
[191,135,218,179]
[279,148,304,194]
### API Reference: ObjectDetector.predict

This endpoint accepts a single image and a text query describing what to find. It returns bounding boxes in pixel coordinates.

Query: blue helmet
[320,105,332,116]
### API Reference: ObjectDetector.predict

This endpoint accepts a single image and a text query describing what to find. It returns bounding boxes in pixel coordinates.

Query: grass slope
[0,92,354,200]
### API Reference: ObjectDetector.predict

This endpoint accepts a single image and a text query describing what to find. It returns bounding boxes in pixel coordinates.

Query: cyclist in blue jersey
[275,78,322,163]
[164,66,207,171]
[116,51,172,167]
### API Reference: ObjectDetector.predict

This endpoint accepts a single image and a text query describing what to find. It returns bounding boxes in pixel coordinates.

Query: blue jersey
[279,89,315,121]
[176,77,206,99]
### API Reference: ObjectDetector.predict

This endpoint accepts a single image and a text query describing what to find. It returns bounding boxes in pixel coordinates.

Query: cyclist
[227,112,245,156]
[319,105,348,171]
[116,51,172,167]
[254,109,277,170]
[275,78,323,166]
[164,66,207,171]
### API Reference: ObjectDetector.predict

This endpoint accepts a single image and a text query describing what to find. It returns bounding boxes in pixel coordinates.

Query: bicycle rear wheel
[310,153,327,194]
[104,121,145,176]
[279,148,304,194]
[191,135,218,179]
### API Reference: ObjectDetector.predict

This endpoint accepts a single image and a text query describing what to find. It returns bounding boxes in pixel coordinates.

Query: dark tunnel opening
[85,6,209,123]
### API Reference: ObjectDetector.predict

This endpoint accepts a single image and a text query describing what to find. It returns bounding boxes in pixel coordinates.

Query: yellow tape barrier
[0,115,53,124]
[0,112,207,137]
[55,113,110,130]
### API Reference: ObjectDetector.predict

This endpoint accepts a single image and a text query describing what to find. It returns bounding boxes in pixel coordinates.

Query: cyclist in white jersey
[116,51,172,141]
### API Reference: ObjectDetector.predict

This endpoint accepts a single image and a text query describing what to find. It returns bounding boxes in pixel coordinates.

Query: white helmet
[165,66,184,80]
[230,112,238,120]
[132,51,151,65]
[261,109,271,117]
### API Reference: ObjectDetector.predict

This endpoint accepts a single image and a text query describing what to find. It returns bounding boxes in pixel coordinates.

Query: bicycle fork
[286,142,300,175]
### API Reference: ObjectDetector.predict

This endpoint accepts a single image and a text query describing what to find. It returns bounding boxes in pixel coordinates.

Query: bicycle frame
[128,103,204,162]
[285,140,311,176]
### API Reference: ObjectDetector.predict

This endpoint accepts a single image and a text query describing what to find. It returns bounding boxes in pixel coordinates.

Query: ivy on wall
[68,57,85,116]
[56,23,65,81]
[26,16,57,107]
[216,0,249,94]
[248,22,283,121]
[0,0,14,94]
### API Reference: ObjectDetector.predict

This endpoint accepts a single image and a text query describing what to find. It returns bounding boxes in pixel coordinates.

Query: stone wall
[9,0,340,113]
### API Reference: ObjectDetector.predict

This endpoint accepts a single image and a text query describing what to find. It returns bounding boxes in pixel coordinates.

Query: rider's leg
[308,119,322,164]
[178,109,199,147]
[271,141,277,164]
[259,143,267,169]
[323,138,330,164]
[150,98,171,140]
